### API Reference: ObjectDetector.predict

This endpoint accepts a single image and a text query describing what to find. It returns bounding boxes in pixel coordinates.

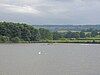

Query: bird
[38,51,42,55]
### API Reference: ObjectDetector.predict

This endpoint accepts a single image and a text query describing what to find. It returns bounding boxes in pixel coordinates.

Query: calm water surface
[0,43,100,75]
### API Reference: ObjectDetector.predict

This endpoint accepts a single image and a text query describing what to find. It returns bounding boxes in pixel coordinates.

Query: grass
[41,38,100,43]
[0,37,100,44]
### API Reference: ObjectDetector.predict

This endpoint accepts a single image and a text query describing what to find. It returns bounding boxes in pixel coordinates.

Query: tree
[0,36,9,43]
[73,32,80,39]
[11,37,21,43]
[91,30,98,37]
[39,28,53,40]
[65,31,72,38]
[65,31,80,38]
[52,32,62,40]
[0,22,53,42]
[80,31,86,38]
[86,33,91,37]
[33,29,40,41]
[21,28,31,41]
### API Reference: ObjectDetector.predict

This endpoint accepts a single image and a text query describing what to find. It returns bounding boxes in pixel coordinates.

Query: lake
[0,43,100,75]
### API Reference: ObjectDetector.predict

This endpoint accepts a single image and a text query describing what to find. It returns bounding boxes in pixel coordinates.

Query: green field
[40,38,100,43]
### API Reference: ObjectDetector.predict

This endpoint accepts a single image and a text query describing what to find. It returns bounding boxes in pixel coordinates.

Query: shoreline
[0,42,100,44]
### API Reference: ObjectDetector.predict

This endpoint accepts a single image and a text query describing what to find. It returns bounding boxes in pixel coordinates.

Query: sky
[0,0,100,25]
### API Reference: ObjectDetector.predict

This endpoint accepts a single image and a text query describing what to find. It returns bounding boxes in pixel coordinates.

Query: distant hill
[33,25,100,32]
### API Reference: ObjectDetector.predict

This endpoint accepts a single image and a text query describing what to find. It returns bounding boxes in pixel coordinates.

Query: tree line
[0,22,100,43]
[53,30,100,40]
[0,22,52,43]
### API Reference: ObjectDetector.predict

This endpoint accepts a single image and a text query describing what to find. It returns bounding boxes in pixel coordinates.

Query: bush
[0,36,9,43]
[11,37,21,43]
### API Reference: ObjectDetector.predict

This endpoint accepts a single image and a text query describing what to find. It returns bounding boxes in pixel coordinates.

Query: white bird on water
[38,51,47,55]
[38,51,42,55]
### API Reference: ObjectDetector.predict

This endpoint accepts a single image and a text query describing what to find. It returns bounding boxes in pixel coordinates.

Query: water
[0,43,100,75]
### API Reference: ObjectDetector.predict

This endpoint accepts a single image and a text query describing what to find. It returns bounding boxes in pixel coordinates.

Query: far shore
[0,40,100,44]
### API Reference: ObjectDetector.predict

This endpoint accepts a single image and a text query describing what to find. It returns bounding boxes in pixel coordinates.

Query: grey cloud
[0,0,100,25]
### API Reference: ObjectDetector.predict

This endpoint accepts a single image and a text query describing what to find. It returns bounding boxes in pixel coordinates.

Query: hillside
[33,25,100,32]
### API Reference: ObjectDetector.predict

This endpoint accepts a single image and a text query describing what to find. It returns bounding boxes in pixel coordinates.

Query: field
[39,38,100,43]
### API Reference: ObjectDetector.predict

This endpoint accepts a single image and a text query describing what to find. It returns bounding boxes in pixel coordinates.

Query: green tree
[86,33,91,37]
[11,37,21,43]
[0,36,9,43]
[52,32,62,40]
[65,31,79,38]
[73,32,80,39]
[39,28,53,40]
[80,31,86,38]
[65,31,72,38]
[91,30,98,37]
[21,28,31,41]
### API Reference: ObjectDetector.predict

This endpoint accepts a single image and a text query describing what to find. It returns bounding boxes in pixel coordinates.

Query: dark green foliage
[33,29,40,41]
[0,22,52,43]
[86,33,91,37]
[65,31,72,38]
[0,36,9,43]
[92,39,95,43]
[65,31,80,38]
[52,32,62,40]
[0,22,39,42]
[80,31,86,38]
[11,37,21,43]
[91,30,98,37]
[39,28,53,40]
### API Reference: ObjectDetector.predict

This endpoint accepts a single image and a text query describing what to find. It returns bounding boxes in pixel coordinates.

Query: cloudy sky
[0,0,100,25]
